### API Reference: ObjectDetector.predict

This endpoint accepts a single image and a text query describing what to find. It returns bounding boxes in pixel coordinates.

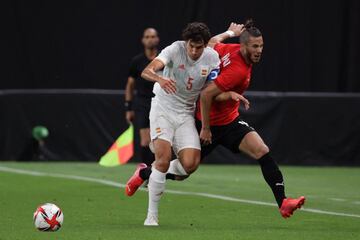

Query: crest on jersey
[178,64,185,70]
[200,67,208,77]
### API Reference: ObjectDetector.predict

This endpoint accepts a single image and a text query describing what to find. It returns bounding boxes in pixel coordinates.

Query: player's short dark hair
[143,27,159,37]
[240,19,262,44]
[182,22,211,45]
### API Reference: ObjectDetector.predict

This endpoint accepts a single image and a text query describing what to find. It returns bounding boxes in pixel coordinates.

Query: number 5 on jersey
[186,77,194,90]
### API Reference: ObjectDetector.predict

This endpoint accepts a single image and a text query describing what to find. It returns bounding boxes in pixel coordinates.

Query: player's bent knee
[153,146,172,172]
[154,159,170,172]
[183,165,197,174]
[181,157,200,174]
[254,144,269,160]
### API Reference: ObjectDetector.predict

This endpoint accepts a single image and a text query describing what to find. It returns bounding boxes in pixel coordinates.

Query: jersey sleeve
[210,51,221,70]
[155,41,179,66]
[214,43,227,57]
[128,58,138,78]
[213,65,239,92]
[207,68,220,82]
[206,50,221,82]
[214,43,241,58]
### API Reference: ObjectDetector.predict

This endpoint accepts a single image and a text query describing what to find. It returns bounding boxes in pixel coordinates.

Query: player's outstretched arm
[214,91,250,109]
[141,59,176,94]
[214,92,234,101]
[208,22,245,48]
[200,84,250,144]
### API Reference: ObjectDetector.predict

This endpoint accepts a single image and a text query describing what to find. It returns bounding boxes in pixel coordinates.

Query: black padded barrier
[1,89,359,166]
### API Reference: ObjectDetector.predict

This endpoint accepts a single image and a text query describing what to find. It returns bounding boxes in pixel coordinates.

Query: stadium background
[1,0,360,165]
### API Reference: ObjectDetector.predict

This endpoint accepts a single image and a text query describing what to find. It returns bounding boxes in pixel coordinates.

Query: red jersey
[196,43,252,126]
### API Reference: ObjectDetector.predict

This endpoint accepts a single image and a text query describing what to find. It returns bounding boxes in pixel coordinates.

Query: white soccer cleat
[144,213,159,226]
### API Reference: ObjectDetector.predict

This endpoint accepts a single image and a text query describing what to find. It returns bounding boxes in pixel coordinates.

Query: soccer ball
[33,203,64,231]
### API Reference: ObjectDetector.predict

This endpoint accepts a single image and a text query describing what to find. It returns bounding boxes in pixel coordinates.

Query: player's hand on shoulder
[126,111,135,124]
[200,127,212,146]
[158,77,176,94]
[228,22,245,37]
[230,92,250,110]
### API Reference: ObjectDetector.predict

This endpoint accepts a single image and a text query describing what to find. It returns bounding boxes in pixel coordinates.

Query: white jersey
[153,41,220,115]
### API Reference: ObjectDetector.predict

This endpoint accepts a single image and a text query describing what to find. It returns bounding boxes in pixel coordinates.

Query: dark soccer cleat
[125,163,148,196]
[280,196,306,218]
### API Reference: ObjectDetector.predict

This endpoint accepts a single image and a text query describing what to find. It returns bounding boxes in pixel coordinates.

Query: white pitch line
[1,166,360,219]
[328,198,347,202]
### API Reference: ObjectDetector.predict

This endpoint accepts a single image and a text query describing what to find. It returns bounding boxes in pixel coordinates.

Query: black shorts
[134,97,151,129]
[195,117,255,159]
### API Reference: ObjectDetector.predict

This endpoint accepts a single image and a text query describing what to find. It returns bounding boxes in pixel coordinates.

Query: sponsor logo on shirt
[238,120,249,127]
[222,53,231,68]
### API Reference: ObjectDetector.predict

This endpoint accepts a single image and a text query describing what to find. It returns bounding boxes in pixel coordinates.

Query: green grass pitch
[0,162,359,240]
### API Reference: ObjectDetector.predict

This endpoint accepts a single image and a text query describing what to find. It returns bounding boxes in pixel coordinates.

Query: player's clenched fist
[158,77,176,94]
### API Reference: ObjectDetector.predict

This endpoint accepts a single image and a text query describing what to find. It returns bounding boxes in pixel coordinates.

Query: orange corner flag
[99,124,134,167]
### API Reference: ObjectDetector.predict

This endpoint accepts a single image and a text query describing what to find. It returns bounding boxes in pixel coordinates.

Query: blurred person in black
[125,28,160,165]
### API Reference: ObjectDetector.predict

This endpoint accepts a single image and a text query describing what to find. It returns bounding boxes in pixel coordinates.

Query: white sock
[167,159,188,176]
[147,167,166,216]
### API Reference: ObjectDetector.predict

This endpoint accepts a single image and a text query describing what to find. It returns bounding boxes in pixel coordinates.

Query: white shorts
[149,98,201,154]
